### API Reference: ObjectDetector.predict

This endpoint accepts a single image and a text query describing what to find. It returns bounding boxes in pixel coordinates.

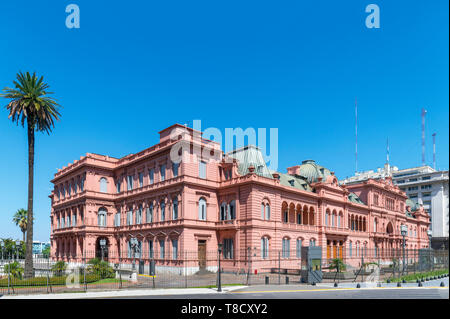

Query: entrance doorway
[198,240,206,270]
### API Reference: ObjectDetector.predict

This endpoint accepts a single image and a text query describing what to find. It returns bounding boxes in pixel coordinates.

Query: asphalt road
[112,285,448,299]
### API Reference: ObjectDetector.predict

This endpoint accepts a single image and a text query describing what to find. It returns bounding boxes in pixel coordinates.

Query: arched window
[199,198,207,220]
[98,208,107,227]
[374,218,377,232]
[172,198,178,220]
[261,201,270,220]
[100,177,107,193]
[349,241,353,257]
[261,236,269,259]
[332,211,336,227]
[309,238,316,246]
[160,201,166,221]
[325,210,330,226]
[146,203,153,223]
[282,237,290,258]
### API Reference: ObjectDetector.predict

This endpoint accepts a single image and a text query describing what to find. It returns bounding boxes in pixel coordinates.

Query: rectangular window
[161,203,165,221]
[127,210,133,225]
[223,239,234,259]
[148,240,154,259]
[139,172,144,188]
[283,211,288,223]
[149,168,154,184]
[149,206,154,223]
[199,161,206,179]
[159,240,165,259]
[160,165,166,181]
[116,180,121,193]
[172,239,178,260]
[172,162,179,177]
[127,175,133,190]
[296,239,302,258]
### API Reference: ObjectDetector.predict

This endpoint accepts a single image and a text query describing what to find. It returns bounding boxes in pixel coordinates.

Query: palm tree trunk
[24,120,34,278]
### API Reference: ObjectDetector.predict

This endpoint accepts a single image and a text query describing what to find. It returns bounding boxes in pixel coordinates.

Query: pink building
[50,124,430,274]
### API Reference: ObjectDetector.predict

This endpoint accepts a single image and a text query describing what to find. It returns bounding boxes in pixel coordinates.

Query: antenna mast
[432,133,436,169]
[421,108,427,166]
[355,98,358,174]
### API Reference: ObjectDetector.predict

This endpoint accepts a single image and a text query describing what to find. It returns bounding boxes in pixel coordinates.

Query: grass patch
[386,269,448,283]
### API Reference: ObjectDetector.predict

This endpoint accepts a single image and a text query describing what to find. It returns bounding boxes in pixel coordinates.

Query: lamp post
[15,240,21,261]
[400,225,407,275]
[100,239,106,262]
[217,243,223,292]
[130,237,138,271]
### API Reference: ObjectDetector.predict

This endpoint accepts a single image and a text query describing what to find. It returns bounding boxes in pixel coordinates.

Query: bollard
[397,282,402,287]
[311,282,316,286]
[285,276,289,285]
[265,276,269,285]
[387,279,390,283]
[402,279,406,284]
[356,283,361,288]
[440,282,445,287]
[334,282,338,287]
[418,281,423,287]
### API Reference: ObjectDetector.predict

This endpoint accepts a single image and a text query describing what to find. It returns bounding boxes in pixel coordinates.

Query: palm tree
[1,72,61,278]
[12,209,28,242]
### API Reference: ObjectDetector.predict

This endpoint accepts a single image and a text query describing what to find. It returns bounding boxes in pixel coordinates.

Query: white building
[341,164,449,249]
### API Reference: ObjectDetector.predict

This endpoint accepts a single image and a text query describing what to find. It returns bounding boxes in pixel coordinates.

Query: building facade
[50,124,430,274]
[341,164,449,249]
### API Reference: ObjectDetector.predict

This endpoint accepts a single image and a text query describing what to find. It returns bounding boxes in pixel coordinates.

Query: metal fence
[0,247,448,295]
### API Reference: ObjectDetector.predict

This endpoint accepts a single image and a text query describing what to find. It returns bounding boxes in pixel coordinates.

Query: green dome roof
[298,160,332,184]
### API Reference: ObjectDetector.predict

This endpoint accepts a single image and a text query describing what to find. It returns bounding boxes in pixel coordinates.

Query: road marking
[138,274,156,278]
[231,287,447,294]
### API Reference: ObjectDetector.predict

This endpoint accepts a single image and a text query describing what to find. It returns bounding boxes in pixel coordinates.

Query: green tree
[12,209,28,242]
[4,261,24,279]
[328,258,346,272]
[51,260,67,277]
[87,258,115,279]
[42,245,50,258]
[1,72,61,278]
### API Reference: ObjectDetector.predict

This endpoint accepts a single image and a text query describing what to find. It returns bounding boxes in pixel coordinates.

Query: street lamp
[217,243,223,292]
[400,225,407,275]
[130,237,138,271]
[15,240,21,261]
[100,239,106,262]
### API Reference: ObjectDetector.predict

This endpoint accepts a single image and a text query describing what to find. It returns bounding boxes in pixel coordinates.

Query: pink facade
[50,124,430,273]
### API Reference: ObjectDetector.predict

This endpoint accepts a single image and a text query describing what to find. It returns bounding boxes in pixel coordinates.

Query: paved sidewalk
[0,285,247,299]
[316,277,448,289]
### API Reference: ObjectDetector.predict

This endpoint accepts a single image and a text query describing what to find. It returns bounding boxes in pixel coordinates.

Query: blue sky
[0,0,448,242]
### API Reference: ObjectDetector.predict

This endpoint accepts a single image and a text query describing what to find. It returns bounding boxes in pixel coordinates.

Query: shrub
[51,261,67,276]
[0,273,102,287]
[328,258,346,272]
[86,258,115,279]
[4,261,24,279]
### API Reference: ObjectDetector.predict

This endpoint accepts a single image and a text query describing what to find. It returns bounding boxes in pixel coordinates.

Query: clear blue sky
[0,0,448,242]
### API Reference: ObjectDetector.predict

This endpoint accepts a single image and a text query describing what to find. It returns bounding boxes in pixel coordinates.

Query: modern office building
[341,165,449,249]
[50,124,430,274]
[32,241,51,255]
